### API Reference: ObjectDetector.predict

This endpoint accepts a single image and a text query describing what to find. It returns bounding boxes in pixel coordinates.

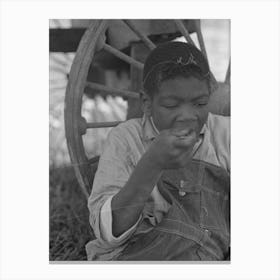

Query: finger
[173,131,197,148]
[170,127,194,137]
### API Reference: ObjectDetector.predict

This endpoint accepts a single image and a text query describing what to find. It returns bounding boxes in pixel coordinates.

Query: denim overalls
[116,159,230,261]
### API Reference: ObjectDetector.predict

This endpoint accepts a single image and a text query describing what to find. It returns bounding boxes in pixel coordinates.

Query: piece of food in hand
[175,128,196,139]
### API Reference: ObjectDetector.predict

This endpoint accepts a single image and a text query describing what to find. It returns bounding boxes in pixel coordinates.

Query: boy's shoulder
[106,118,144,148]
[206,113,230,135]
[200,113,230,171]
[110,118,143,137]
[101,118,145,162]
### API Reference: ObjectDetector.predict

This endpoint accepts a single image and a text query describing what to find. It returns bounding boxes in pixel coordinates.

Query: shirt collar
[142,115,158,141]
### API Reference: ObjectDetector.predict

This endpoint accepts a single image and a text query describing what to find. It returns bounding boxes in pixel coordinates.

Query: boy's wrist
[141,150,163,174]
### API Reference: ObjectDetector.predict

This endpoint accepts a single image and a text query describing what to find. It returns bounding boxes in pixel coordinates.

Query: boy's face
[147,76,210,136]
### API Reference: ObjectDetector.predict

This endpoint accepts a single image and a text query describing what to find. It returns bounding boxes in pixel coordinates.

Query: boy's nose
[173,106,198,130]
[176,106,198,123]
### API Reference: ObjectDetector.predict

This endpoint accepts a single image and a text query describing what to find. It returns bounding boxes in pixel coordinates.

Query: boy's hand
[145,127,198,170]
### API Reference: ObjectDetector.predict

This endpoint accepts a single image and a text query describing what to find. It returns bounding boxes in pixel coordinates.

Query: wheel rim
[65,20,109,197]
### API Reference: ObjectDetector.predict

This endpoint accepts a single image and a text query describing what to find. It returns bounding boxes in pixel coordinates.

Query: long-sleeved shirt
[86,113,230,261]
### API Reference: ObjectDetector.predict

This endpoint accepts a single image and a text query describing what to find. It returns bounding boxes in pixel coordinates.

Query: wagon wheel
[65,19,230,198]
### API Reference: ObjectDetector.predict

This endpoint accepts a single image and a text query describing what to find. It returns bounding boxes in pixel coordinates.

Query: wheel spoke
[225,59,231,84]
[78,117,122,135]
[194,20,208,61]
[194,20,218,86]
[103,43,144,70]
[123,20,156,50]
[175,19,218,87]
[85,82,139,99]
[174,20,196,45]
[86,121,122,129]
[88,156,99,165]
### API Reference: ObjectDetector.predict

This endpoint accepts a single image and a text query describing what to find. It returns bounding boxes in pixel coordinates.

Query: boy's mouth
[173,121,198,132]
[176,128,195,139]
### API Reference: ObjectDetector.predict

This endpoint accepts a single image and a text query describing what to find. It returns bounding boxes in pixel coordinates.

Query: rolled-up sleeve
[87,125,140,247]
[100,195,142,246]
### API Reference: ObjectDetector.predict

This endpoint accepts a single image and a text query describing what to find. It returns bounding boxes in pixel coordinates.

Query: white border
[1,0,280,280]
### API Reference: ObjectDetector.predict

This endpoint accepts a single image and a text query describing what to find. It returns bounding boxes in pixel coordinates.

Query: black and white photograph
[1,0,280,278]
[49,19,231,261]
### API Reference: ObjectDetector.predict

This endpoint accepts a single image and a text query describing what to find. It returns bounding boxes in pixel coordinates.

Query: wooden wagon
[63,19,231,197]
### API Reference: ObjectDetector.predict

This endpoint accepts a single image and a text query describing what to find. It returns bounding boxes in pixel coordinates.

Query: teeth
[178,135,188,139]
[177,130,193,138]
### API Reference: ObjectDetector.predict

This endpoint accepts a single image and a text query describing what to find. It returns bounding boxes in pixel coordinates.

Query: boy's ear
[140,91,152,117]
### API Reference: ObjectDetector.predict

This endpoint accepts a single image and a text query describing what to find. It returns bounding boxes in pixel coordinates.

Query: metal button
[179,191,186,196]
[180,180,184,188]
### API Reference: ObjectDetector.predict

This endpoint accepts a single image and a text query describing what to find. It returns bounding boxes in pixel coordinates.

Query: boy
[86,41,230,261]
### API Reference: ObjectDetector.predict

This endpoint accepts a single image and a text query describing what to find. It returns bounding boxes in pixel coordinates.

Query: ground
[49,166,94,261]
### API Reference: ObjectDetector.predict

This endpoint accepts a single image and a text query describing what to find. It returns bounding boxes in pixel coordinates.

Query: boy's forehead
[157,77,209,100]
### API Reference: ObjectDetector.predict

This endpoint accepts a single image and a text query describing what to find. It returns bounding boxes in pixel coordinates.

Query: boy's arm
[87,126,136,244]
[111,127,198,237]
[99,195,142,244]
[111,152,163,237]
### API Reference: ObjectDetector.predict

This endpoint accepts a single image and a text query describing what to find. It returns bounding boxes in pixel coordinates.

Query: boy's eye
[160,101,179,108]
[193,98,209,107]
[162,104,178,108]
[194,102,208,107]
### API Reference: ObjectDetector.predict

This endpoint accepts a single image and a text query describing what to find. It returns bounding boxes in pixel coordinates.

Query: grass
[49,165,94,261]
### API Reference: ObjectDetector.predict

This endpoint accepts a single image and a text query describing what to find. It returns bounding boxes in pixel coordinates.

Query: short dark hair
[143,63,211,97]
[142,41,213,98]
